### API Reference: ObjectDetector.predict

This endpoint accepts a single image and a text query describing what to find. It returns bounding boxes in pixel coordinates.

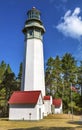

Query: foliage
[45,56,62,97]
[16,62,23,90]
[0,61,22,117]
[0,61,6,83]
[45,53,82,114]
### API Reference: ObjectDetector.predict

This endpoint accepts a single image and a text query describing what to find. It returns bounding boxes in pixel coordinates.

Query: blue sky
[0,0,82,75]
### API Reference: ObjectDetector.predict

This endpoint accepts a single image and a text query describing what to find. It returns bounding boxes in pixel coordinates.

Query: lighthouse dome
[27,7,40,20]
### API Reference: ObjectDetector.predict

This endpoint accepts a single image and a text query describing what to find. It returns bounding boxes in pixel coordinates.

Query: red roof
[43,96,50,100]
[53,99,62,108]
[8,91,41,104]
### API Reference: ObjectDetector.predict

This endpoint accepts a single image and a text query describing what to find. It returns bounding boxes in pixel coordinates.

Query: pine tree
[45,56,62,97]
[16,62,22,90]
[0,63,16,116]
[0,61,6,83]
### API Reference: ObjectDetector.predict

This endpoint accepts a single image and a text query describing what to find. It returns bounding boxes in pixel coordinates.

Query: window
[29,30,33,36]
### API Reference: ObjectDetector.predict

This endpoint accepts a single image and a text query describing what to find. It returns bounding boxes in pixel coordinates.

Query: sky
[0,0,82,76]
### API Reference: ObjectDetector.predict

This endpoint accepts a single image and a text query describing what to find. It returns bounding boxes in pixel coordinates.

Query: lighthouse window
[29,30,33,36]
[31,12,39,19]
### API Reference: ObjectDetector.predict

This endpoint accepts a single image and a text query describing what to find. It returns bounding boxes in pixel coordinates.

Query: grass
[0,114,82,130]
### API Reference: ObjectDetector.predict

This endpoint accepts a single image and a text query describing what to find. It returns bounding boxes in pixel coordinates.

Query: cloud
[56,7,82,40]
[56,7,82,60]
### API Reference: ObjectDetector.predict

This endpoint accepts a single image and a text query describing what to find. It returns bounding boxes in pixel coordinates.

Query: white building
[53,99,62,114]
[8,91,44,120]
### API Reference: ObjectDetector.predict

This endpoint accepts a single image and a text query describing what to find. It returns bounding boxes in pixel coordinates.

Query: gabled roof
[43,96,50,100]
[8,91,41,104]
[53,99,62,108]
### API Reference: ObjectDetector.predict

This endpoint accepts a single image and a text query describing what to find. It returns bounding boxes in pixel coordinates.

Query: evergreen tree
[78,61,82,96]
[61,53,77,112]
[45,57,54,95]
[0,63,17,116]
[0,61,6,83]
[16,62,22,90]
[45,56,62,97]
[45,53,81,114]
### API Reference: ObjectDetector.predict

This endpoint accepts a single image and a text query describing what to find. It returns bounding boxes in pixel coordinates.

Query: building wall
[54,103,62,114]
[9,104,38,120]
[37,94,44,119]
[21,38,45,96]
[44,100,52,116]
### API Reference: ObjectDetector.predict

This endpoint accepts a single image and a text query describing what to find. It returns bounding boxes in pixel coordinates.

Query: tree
[52,56,62,98]
[0,61,23,116]
[45,56,62,97]
[45,57,54,95]
[62,53,77,83]
[61,53,77,112]
[0,64,17,116]
[0,61,6,83]
[76,61,82,113]
[16,62,23,90]
[78,61,82,96]
[45,53,81,113]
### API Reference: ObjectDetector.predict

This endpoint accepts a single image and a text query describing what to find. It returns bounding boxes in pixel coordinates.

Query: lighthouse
[21,7,45,96]
[8,8,52,120]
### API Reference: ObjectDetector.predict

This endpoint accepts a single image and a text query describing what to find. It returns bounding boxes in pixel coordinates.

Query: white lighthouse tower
[21,7,45,96]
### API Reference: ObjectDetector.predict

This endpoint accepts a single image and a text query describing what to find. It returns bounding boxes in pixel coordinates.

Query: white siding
[9,104,38,120]
[44,101,52,116]
[21,38,45,96]
[37,94,44,119]
[43,96,52,116]
[54,103,62,114]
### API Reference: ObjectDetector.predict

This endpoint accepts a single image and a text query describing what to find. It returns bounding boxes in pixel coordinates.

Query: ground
[0,114,82,130]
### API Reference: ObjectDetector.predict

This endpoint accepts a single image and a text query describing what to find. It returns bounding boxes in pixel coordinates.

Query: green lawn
[0,114,82,130]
